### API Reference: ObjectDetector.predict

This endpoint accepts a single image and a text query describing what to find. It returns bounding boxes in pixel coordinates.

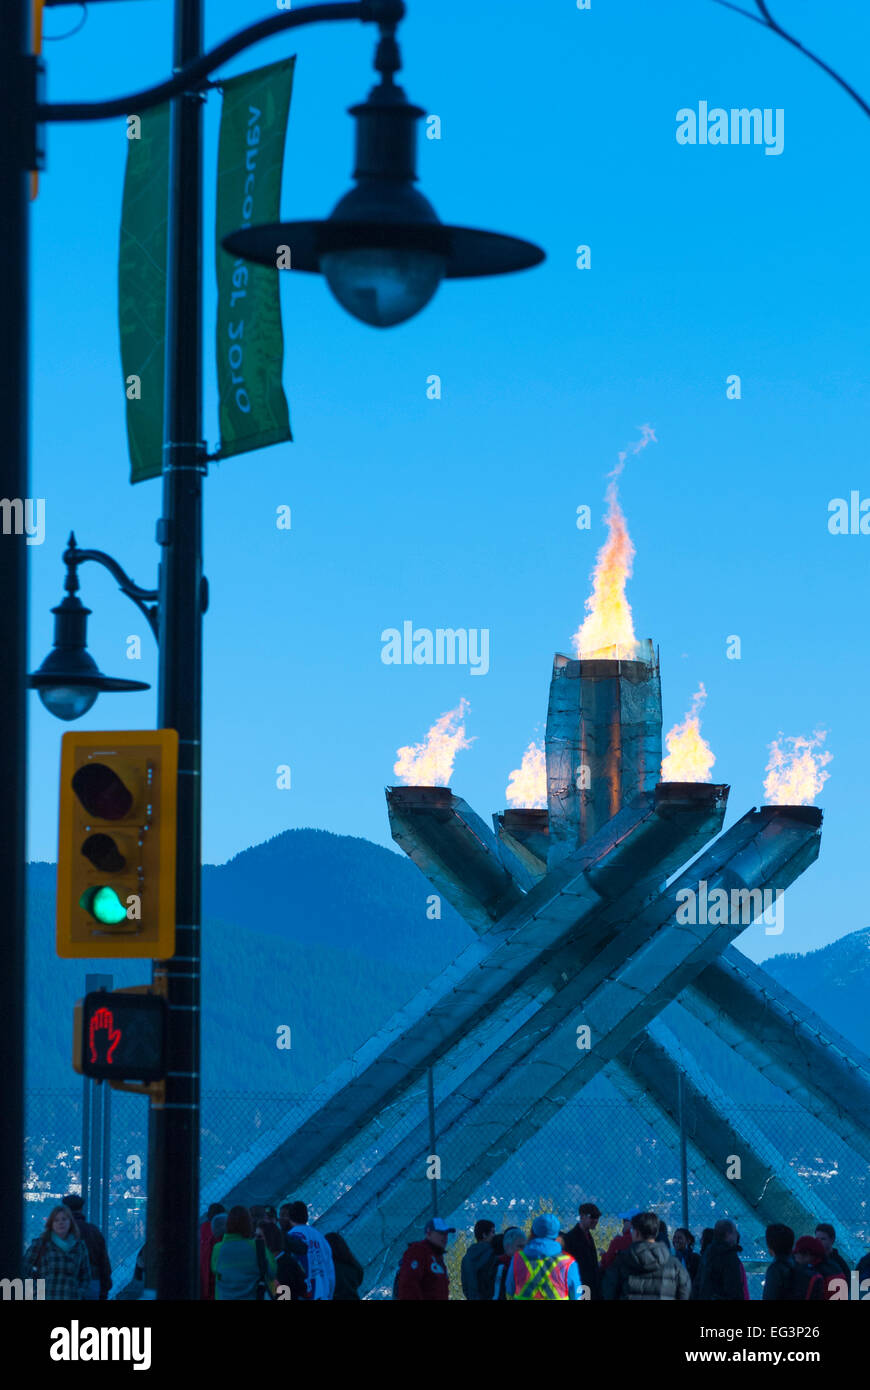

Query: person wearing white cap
[395,1217,456,1300]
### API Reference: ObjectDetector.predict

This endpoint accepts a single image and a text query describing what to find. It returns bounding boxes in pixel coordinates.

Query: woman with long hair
[23,1204,91,1300]
[211,1204,276,1301]
[325,1231,364,1301]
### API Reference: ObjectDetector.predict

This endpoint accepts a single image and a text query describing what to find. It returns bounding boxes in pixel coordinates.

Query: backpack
[26,1237,47,1280]
[254,1237,277,1301]
[792,1263,824,1302]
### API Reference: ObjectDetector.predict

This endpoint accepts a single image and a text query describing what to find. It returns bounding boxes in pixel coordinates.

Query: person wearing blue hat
[505,1214,584,1301]
[395,1217,456,1300]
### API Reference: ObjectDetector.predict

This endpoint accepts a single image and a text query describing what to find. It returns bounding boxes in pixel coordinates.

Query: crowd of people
[199,1201,363,1300]
[22,1191,870,1301]
[446,1204,870,1302]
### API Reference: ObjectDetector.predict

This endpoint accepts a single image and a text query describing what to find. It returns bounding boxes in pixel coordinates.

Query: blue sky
[27,0,870,963]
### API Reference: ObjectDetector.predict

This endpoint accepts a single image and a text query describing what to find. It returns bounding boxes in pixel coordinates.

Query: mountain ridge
[24,831,870,1092]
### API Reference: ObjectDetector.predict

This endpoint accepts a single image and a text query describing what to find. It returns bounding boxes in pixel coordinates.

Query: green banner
[215,57,295,460]
[118,104,170,484]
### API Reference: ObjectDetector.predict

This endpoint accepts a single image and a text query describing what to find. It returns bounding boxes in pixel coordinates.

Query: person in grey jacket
[602,1212,691,1301]
[461,1219,498,1300]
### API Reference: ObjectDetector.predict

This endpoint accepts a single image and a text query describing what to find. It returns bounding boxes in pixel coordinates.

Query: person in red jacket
[793,1236,845,1300]
[600,1210,640,1272]
[396,1218,455,1300]
[199,1203,225,1299]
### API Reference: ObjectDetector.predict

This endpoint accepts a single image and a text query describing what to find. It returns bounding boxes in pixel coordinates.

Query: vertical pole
[678,1067,689,1233]
[83,974,112,1222]
[145,0,205,1302]
[90,1087,100,1212]
[427,1067,437,1219]
[0,0,30,1286]
[82,1065,92,1214]
[100,1072,111,1238]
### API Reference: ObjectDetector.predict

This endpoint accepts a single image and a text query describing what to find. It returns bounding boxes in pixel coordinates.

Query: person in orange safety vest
[506,1214,584,1300]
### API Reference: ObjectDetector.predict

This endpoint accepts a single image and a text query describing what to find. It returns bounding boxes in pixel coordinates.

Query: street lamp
[222,22,544,326]
[29,532,155,721]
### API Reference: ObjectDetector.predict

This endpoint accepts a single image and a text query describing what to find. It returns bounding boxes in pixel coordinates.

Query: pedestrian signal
[74,989,167,1081]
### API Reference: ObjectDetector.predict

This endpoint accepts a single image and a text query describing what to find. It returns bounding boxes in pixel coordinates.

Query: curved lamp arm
[63,532,160,640]
[712,0,870,124]
[39,0,405,122]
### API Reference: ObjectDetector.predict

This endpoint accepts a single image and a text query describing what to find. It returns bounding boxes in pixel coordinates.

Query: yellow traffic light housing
[57,729,178,958]
[30,0,45,200]
[32,0,44,52]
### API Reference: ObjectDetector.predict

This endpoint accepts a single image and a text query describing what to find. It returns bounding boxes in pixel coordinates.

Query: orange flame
[394,699,473,786]
[764,730,832,806]
[572,426,656,659]
[506,740,547,808]
[661,684,716,782]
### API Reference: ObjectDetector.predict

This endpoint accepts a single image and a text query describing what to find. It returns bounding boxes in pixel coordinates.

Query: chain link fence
[24,1078,869,1298]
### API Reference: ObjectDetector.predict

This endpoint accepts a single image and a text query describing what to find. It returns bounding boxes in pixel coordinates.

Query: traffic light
[32,0,44,51]
[57,729,178,958]
[74,988,167,1081]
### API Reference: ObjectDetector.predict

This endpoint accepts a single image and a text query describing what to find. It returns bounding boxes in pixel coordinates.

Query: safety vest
[510,1251,574,1300]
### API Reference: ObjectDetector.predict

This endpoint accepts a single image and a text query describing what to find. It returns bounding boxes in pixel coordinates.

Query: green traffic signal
[79,885,128,926]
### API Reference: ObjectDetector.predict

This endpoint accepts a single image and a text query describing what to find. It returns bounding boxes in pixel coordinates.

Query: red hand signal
[88,1006,122,1065]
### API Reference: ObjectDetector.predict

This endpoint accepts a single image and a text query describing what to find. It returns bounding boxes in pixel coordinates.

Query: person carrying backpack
[212,1205,276,1300]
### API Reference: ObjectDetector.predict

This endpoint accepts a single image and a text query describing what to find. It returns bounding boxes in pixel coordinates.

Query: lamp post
[223,16,544,322]
[26,0,544,1298]
[29,532,156,721]
[0,0,33,1290]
